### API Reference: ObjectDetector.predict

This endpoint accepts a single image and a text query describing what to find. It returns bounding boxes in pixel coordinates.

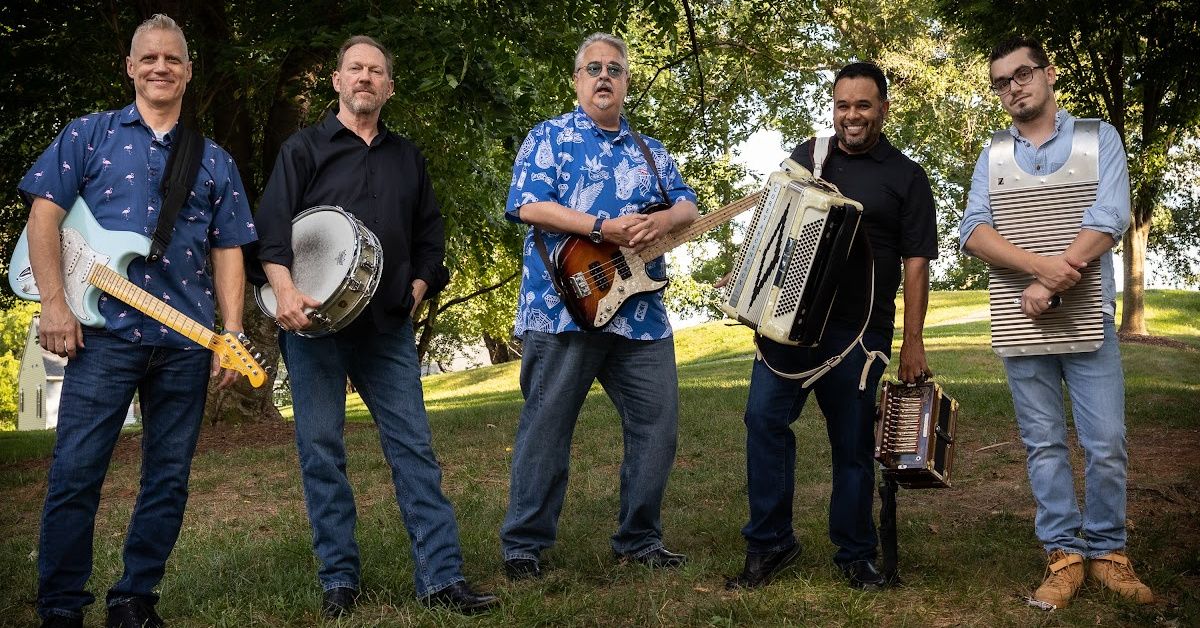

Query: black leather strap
[148,124,204,262]
[629,128,671,211]
[532,229,568,299]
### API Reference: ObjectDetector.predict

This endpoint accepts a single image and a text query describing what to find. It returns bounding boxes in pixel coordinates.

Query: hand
[1031,254,1084,292]
[599,214,649,247]
[1020,281,1057,319]
[39,298,84,358]
[898,339,932,384]
[410,279,429,317]
[713,271,732,289]
[273,284,322,332]
[625,211,675,250]
[210,346,239,389]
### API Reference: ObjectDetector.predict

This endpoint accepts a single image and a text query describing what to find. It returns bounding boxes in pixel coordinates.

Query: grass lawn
[0,290,1197,626]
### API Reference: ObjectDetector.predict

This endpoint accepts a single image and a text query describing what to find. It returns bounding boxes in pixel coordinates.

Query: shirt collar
[574,106,630,141]
[319,110,392,145]
[119,103,178,143]
[1007,108,1071,143]
[834,133,894,162]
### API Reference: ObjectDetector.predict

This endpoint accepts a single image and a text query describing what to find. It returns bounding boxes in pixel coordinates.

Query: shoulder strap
[148,124,205,263]
[629,128,672,211]
[811,135,832,180]
[532,229,568,299]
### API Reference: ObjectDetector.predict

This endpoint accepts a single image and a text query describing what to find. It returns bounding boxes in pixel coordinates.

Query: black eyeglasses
[990,65,1047,95]
[578,61,626,79]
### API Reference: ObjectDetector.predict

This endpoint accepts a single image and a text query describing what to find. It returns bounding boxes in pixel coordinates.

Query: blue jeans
[742,325,891,566]
[1002,317,1127,557]
[38,330,210,620]
[500,331,679,561]
[280,320,465,597]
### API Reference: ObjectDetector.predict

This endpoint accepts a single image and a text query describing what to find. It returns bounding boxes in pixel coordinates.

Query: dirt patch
[1119,332,1198,352]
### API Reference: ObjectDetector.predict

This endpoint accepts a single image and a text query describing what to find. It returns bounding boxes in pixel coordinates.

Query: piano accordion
[719,159,862,346]
[987,119,1104,357]
[874,381,958,489]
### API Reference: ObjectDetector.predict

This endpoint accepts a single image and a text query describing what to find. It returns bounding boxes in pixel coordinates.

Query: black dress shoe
[725,543,802,589]
[41,616,83,628]
[841,559,886,591]
[105,598,164,628]
[420,581,499,615]
[321,587,359,619]
[615,546,688,568]
[504,557,543,581]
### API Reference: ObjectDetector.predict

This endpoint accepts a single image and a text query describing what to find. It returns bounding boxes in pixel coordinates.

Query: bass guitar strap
[147,123,204,262]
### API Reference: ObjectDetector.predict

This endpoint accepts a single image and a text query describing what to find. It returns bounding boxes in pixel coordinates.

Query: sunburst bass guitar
[552,191,762,331]
[8,197,270,388]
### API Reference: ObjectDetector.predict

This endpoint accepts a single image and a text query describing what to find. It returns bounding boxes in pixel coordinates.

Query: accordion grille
[773,219,824,319]
[988,181,1104,355]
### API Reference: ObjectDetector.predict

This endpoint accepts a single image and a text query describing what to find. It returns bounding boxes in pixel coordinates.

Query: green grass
[1,290,1198,626]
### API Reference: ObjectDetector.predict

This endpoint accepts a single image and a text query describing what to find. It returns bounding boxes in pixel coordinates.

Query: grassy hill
[0,289,1197,626]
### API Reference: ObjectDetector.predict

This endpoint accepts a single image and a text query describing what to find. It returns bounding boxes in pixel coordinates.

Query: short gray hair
[337,35,393,78]
[574,33,628,71]
[132,14,189,59]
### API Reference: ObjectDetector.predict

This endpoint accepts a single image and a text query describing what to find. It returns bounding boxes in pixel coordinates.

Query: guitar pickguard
[59,227,109,326]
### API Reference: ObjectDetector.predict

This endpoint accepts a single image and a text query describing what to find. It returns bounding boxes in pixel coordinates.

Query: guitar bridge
[569,273,591,297]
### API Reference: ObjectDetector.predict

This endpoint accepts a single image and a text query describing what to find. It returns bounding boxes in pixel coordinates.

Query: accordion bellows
[719,159,862,346]
[875,381,958,489]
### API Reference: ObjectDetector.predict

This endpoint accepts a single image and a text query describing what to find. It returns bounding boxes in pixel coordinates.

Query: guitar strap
[147,123,204,263]
[629,127,671,212]
[532,229,569,302]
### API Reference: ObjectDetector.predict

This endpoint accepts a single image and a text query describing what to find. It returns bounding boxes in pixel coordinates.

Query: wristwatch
[589,217,605,244]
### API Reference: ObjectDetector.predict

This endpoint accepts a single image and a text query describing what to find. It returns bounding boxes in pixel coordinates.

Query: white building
[16,317,135,430]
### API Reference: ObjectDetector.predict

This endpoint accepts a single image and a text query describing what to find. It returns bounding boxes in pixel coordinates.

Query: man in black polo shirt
[255,35,496,617]
[727,62,938,590]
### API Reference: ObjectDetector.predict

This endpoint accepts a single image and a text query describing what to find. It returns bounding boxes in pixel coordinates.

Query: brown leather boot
[1088,551,1154,604]
[1032,550,1085,609]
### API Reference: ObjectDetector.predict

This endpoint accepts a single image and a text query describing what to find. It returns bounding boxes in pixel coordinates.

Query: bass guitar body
[551,237,667,332]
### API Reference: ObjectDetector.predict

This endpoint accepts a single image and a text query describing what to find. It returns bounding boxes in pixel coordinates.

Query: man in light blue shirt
[499,32,698,580]
[959,36,1152,610]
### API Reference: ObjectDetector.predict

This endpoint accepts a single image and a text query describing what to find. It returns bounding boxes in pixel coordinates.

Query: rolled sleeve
[18,117,91,210]
[209,148,256,248]
[1081,123,1131,240]
[959,147,994,254]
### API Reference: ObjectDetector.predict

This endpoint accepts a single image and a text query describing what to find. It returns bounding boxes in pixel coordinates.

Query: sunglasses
[578,61,626,79]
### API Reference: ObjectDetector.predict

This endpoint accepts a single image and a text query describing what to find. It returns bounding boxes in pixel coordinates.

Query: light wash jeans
[500,331,679,562]
[280,320,465,597]
[1002,316,1127,557]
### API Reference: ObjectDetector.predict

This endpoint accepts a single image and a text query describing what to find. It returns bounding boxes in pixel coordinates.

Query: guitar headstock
[216,331,272,388]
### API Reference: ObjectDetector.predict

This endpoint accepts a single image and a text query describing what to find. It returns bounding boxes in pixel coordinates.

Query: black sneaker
[840,559,886,591]
[105,598,164,628]
[41,615,83,628]
[419,581,499,615]
[504,557,543,581]
[725,543,802,589]
[614,546,688,568]
[321,587,359,619]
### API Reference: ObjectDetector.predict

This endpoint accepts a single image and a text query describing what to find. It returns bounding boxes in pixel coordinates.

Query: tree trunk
[483,333,520,364]
[1119,220,1150,335]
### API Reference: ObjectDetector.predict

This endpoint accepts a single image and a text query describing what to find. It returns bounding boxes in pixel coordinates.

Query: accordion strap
[811,135,833,181]
[755,230,888,390]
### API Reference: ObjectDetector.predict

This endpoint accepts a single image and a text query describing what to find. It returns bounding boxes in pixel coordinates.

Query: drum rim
[254,205,384,336]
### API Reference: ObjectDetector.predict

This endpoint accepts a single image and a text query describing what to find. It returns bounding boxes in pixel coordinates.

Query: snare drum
[255,205,383,337]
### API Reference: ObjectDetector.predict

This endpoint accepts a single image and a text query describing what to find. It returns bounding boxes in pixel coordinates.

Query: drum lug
[347,278,364,293]
[310,312,331,325]
[359,259,377,271]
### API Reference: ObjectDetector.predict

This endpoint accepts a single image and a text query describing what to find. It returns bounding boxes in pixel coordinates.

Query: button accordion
[874,380,958,489]
[987,119,1104,357]
[719,159,862,346]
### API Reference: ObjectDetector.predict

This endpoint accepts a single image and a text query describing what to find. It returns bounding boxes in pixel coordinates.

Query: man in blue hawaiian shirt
[18,14,256,628]
[499,32,699,580]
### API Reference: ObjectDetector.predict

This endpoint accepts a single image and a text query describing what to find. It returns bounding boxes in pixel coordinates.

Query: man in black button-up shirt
[728,62,938,592]
[254,35,496,617]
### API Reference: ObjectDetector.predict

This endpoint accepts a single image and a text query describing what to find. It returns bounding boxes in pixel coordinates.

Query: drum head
[256,207,360,317]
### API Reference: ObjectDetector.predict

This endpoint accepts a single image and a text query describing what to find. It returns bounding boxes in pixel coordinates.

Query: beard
[1010,99,1045,123]
[835,121,880,153]
[342,90,382,115]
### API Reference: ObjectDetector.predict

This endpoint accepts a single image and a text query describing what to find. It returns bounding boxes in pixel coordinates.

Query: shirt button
[372,193,378,199]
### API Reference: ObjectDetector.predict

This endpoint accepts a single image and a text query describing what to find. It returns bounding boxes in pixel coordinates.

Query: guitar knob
[617,286,625,293]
